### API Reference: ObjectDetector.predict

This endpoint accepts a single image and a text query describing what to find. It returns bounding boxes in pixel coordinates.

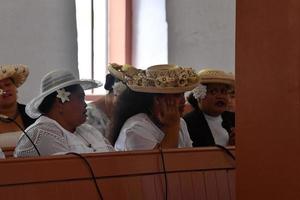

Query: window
[76,0,168,98]
[76,0,107,95]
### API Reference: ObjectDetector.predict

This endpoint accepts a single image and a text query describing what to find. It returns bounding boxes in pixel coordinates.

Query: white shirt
[14,116,114,157]
[203,113,229,146]
[115,113,193,151]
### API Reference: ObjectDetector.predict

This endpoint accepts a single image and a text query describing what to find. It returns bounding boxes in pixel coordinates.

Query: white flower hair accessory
[56,88,71,103]
[192,84,207,99]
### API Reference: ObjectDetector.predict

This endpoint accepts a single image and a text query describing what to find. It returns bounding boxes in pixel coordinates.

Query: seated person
[86,72,126,143]
[0,64,35,147]
[14,69,114,157]
[109,64,199,151]
[183,68,235,147]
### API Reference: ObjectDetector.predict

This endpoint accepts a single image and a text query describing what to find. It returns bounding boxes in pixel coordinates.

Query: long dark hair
[109,87,159,145]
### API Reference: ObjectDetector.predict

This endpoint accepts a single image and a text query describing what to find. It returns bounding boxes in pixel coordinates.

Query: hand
[155,96,180,127]
[154,96,180,148]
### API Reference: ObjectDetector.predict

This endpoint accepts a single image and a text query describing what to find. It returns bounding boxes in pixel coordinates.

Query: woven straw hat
[26,69,102,118]
[123,64,199,94]
[0,64,29,87]
[197,68,234,86]
[107,63,139,81]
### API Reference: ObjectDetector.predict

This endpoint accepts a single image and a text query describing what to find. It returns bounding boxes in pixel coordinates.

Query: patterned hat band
[127,66,199,88]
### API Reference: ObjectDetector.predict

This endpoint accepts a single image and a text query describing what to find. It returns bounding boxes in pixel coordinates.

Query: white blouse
[114,113,193,151]
[14,116,114,157]
[203,113,229,146]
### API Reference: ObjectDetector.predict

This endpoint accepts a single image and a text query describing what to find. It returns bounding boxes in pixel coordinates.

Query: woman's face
[198,83,230,116]
[61,86,87,128]
[0,78,17,107]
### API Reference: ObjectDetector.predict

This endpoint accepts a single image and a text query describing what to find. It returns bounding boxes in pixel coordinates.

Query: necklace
[0,111,19,123]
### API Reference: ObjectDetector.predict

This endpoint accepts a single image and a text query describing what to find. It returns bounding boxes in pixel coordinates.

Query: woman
[183,68,235,147]
[0,64,35,147]
[86,72,126,143]
[110,64,199,151]
[14,69,114,157]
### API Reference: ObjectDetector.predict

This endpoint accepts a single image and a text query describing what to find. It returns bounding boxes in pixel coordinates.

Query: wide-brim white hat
[26,69,102,118]
[0,64,29,87]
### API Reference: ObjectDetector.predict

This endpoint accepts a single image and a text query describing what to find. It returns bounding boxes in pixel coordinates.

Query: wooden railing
[1,146,14,158]
[0,147,235,200]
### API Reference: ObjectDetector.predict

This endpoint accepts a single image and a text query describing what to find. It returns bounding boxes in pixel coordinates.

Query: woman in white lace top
[14,69,114,157]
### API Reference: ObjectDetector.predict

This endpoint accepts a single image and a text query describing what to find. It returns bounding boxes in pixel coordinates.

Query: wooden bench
[0,147,235,200]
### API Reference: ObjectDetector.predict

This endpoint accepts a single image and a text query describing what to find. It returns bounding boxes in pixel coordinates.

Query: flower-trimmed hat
[197,68,235,86]
[123,64,199,94]
[26,69,102,118]
[107,63,139,81]
[0,64,29,87]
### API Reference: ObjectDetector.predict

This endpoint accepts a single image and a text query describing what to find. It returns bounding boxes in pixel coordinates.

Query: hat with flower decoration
[26,69,102,118]
[107,63,140,81]
[0,64,29,87]
[122,64,199,94]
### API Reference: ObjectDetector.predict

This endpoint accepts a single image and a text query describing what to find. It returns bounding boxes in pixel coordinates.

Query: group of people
[0,63,235,158]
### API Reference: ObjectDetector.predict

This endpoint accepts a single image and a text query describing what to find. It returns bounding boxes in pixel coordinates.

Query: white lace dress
[14,116,114,157]
[114,113,193,151]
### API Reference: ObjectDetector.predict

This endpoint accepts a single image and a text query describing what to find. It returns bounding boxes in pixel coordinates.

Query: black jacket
[183,108,235,147]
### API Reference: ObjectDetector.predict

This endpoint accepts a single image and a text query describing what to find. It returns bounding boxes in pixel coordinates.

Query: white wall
[166,0,235,73]
[0,0,78,103]
[132,0,168,69]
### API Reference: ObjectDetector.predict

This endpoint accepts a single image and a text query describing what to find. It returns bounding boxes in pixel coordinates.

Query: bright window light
[75,0,107,95]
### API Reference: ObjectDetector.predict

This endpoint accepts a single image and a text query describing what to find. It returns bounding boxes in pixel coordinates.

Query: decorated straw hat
[26,69,102,118]
[197,68,235,86]
[0,64,29,87]
[107,63,139,81]
[122,64,199,94]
